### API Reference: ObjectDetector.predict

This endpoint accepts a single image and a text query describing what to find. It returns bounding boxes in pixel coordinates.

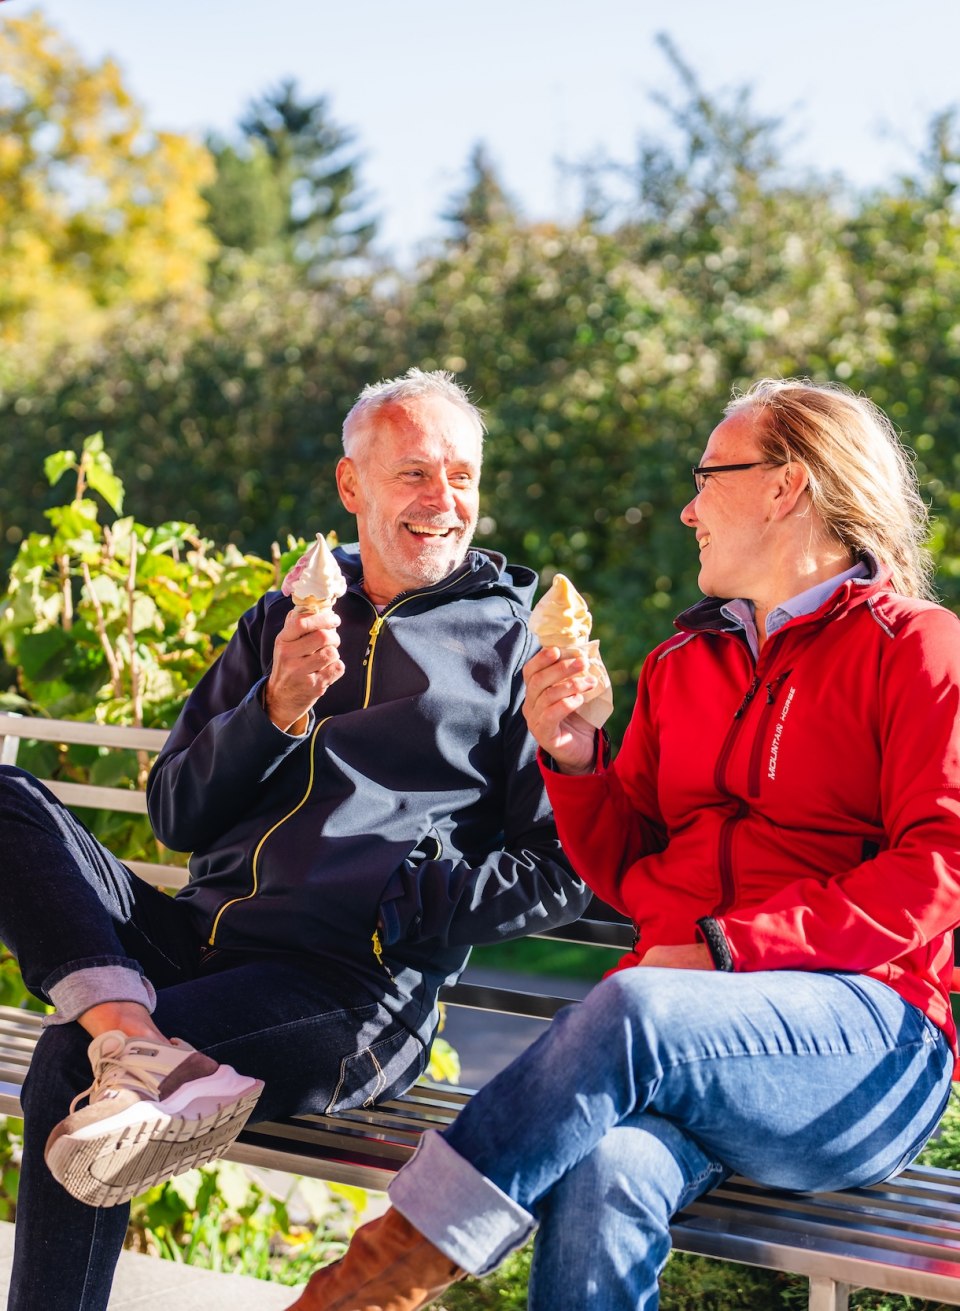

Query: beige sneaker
[44,1030,264,1207]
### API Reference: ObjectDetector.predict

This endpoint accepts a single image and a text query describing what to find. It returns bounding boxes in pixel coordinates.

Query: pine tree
[205,79,377,271]
[443,143,519,241]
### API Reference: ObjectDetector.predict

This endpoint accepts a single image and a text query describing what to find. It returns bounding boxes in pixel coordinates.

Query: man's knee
[0,765,60,823]
[21,1023,93,1132]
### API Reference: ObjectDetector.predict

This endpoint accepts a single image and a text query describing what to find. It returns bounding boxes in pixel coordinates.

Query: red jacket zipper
[712,661,789,916]
[712,676,755,916]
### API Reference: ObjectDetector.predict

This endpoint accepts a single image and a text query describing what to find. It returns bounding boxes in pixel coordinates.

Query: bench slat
[44,781,148,814]
[672,1202,960,1302]
[127,861,188,888]
[0,719,167,751]
[439,980,576,1021]
[535,919,633,949]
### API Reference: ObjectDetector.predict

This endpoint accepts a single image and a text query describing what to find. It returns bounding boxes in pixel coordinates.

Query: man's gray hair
[342,368,485,457]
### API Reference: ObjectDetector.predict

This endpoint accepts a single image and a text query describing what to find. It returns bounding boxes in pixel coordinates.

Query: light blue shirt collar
[720,560,870,660]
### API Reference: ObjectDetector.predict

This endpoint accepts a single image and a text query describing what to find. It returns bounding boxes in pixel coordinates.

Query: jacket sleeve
[146,597,312,852]
[712,607,960,972]
[538,654,668,916]
[377,629,593,949]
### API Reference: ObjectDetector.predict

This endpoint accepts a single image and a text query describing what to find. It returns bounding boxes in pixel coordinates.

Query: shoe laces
[70,1033,192,1113]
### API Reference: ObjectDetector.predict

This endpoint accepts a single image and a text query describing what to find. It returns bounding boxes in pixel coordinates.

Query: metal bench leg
[808,1277,851,1311]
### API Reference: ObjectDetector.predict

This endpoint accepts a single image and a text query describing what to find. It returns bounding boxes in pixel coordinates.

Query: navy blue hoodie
[146,544,590,1043]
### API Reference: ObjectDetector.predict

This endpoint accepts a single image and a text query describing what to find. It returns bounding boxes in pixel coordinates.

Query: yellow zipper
[208,573,465,945]
[359,572,465,705]
[361,613,387,707]
[207,716,330,945]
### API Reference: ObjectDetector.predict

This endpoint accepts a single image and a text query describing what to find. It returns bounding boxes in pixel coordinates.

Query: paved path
[442,965,594,1088]
[0,1219,303,1308]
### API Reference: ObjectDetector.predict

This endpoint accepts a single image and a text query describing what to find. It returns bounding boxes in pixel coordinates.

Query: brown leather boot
[288,1206,467,1311]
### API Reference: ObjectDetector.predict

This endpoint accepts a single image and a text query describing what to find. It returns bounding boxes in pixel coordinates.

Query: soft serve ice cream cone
[528,573,592,650]
[282,533,347,613]
[529,573,613,729]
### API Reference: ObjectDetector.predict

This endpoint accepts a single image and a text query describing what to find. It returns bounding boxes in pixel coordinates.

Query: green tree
[825,114,960,608]
[205,79,377,270]
[568,33,790,252]
[201,137,288,256]
[0,257,406,560]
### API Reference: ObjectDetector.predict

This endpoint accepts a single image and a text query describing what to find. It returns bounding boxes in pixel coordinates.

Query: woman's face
[680,410,782,602]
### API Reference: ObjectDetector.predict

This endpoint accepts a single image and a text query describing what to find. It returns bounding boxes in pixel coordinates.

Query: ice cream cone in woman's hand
[529,573,613,728]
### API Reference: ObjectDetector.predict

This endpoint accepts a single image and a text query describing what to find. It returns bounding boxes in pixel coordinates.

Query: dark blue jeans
[0,767,427,1311]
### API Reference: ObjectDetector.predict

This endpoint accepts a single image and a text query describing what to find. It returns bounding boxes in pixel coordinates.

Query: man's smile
[404,522,459,538]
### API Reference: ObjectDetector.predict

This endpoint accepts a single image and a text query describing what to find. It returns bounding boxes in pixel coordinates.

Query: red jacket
[543,569,960,1063]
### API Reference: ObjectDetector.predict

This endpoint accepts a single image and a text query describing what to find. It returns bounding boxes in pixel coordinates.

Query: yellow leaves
[0,134,24,178]
[0,11,215,387]
[426,1035,461,1084]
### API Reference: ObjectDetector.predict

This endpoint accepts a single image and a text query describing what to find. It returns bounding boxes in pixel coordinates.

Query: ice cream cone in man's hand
[269,532,348,733]
[529,572,613,729]
[282,533,347,612]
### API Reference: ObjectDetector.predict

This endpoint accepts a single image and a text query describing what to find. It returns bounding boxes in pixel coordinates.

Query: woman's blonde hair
[727,379,934,599]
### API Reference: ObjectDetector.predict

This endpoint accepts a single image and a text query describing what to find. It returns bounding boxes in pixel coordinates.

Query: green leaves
[43,450,79,489]
[44,433,124,515]
[127,1159,363,1281]
[3,434,289,732]
[81,436,125,515]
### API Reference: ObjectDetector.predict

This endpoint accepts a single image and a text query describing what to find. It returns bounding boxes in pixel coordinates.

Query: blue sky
[11,0,960,260]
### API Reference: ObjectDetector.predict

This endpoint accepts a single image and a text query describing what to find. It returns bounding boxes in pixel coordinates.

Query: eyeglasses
[691,461,767,493]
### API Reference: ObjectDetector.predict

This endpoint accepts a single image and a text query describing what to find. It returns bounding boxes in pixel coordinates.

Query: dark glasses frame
[691,461,767,493]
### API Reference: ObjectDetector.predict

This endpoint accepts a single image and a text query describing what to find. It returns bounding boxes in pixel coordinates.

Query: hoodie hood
[333,542,539,611]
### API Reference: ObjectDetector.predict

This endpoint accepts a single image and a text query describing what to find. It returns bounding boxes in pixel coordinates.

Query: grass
[468,936,618,982]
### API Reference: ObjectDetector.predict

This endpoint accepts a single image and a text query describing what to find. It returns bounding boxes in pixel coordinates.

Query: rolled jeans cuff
[43,965,157,1027]
[388,1129,535,1276]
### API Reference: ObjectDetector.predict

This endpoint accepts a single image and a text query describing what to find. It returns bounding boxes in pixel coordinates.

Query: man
[0,368,590,1311]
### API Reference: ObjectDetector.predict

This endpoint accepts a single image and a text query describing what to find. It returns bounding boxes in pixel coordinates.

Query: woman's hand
[637,944,714,970]
[522,646,598,775]
[264,607,344,733]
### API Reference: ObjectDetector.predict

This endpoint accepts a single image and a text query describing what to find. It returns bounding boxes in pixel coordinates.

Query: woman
[288,379,960,1311]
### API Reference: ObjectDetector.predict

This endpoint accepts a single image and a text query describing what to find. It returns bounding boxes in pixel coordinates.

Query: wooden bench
[1,711,959,1311]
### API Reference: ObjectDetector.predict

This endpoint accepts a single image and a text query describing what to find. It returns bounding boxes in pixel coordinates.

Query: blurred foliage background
[4,15,960,740]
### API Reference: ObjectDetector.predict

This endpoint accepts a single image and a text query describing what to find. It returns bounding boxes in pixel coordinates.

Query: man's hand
[637,943,714,970]
[522,646,598,775]
[264,607,345,733]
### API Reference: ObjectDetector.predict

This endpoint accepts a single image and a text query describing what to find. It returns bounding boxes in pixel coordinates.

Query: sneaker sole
[45,1079,264,1207]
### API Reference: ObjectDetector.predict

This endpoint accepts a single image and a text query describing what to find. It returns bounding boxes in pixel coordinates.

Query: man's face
[337,395,482,605]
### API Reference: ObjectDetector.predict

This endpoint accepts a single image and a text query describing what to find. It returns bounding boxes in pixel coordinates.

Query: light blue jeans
[389,967,953,1311]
